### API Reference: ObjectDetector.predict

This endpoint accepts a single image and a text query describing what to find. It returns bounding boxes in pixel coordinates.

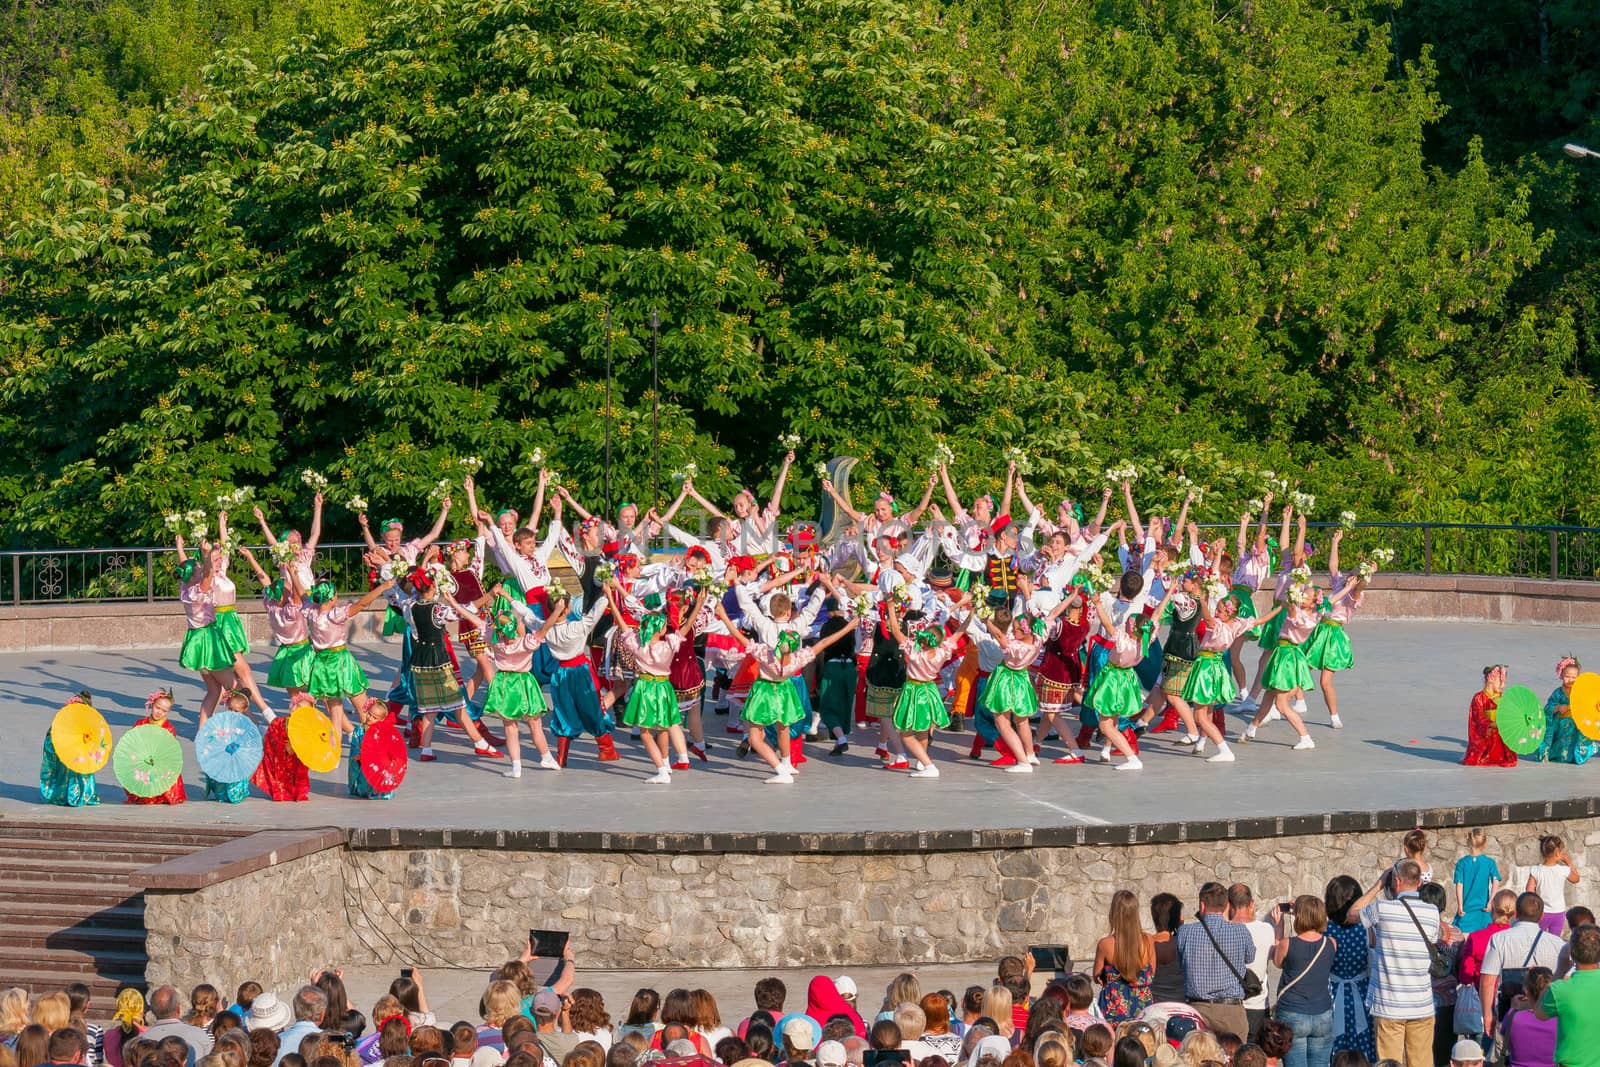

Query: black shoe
[736,739,752,759]
[830,741,848,757]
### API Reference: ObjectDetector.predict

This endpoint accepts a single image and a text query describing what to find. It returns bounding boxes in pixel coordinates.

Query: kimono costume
[39,732,98,807]
[203,773,250,804]
[893,633,962,732]
[1462,690,1517,767]
[308,603,368,699]
[347,720,396,799]
[124,717,185,805]
[265,593,314,690]
[1538,685,1596,764]
[252,716,310,801]
[178,582,232,672]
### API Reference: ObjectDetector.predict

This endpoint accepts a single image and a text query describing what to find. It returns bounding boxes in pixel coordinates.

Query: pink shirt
[1001,634,1045,671]
[265,596,309,644]
[1107,628,1143,669]
[1199,614,1252,652]
[900,635,962,683]
[751,644,817,682]
[1327,575,1362,624]
[212,572,238,608]
[181,582,215,629]
[1232,547,1271,589]
[306,604,353,649]
[622,630,685,676]
[1279,603,1319,644]
[490,631,545,673]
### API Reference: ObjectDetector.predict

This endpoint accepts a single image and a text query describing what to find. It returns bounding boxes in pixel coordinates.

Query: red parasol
[359,719,409,793]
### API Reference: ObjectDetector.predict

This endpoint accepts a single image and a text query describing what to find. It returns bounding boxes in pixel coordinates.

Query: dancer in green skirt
[1302,528,1369,729]
[239,550,313,705]
[715,603,858,785]
[1244,574,1360,750]
[609,582,709,785]
[885,600,974,780]
[445,589,565,778]
[1182,591,1284,764]
[174,534,240,724]
[306,576,394,737]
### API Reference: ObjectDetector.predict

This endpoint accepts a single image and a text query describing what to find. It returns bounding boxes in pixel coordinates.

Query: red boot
[1075,725,1096,750]
[968,736,985,760]
[789,736,807,766]
[1122,727,1141,755]
[556,737,571,768]
[990,751,1019,768]
[1212,706,1227,734]
[1149,704,1181,732]
[596,734,621,762]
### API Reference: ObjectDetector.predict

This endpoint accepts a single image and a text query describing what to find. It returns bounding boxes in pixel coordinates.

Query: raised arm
[820,476,865,524]
[674,589,709,637]
[347,578,396,618]
[1235,511,1251,559]
[1293,511,1307,563]
[1276,504,1293,565]
[1254,491,1275,552]
[811,620,859,656]
[252,505,278,546]
[884,600,906,646]
[527,467,549,532]
[443,591,485,630]
[686,480,726,521]
[416,497,452,550]
[998,461,1016,518]
[1089,485,1112,536]
[899,474,937,527]
[1328,528,1342,580]
[558,485,595,523]
[1122,481,1144,544]
[713,604,751,651]
[768,449,794,515]
[937,463,967,520]
[217,509,231,549]
[356,512,380,552]
[1173,492,1193,544]
[307,492,324,550]
[238,547,271,588]
[657,483,692,526]
[1014,474,1040,526]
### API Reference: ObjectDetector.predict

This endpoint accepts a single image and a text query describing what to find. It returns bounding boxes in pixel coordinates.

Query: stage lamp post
[1563,143,1600,160]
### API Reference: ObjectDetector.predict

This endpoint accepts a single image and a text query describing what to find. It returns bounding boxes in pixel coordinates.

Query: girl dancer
[174,536,236,723]
[305,576,393,738]
[202,689,254,803]
[1539,656,1596,765]
[1243,504,1301,711]
[980,586,1078,772]
[205,513,275,721]
[252,693,313,801]
[398,562,500,762]
[251,491,323,590]
[819,472,936,554]
[446,531,494,704]
[735,568,836,765]
[444,590,564,778]
[1087,585,1173,772]
[348,696,399,799]
[683,450,796,557]
[238,549,312,704]
[127,690,186,805]
[542,588,621,765]
[884,600,974,779]
[666,581,712,762]
[612,583,710,784]
[1182,590,1285,764]
[1303,528,1361,728]
[557,487,659,558]
[714,604,855,784]
[1243,573,1359,749]
[40,691,101,808]
[1226,495,1275,693]
[1462,664,1516,767]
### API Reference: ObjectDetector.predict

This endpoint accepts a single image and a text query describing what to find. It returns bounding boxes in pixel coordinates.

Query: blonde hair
[884,974,921,1015]
[31,994,69,1032]
[1033,1040,1071,1067]
[1178,1031,1223,1067]
[0,989,29,1034]
[482,981,521,1027]
[981,986,1013,1036]
[1108,889,1148,981]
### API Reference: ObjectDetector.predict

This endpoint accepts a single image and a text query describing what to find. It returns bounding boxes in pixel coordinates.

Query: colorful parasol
[50,701,112,774]
[359,719,409,794]
[1496,685,1547,755]
[113,723,184,797]
[195,711,264,783]
[288,704,340,773]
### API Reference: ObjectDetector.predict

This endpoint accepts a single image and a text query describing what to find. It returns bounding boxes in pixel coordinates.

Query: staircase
[0,820,249,998]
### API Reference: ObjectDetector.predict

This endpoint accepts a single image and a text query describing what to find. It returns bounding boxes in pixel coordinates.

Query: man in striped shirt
[1362,858,1441,1066]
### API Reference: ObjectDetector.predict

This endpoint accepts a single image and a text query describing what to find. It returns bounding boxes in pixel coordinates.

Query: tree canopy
[1,0,1597,546]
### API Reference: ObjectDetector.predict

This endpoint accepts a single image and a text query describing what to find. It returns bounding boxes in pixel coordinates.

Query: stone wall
[330,819,1600,971]
[143,846,352,994]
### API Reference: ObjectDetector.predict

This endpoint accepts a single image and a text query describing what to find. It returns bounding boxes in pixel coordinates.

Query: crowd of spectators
[3,832,1598,1067]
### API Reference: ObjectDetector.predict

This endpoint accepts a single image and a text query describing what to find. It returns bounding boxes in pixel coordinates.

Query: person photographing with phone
[1270,895,1337,1067]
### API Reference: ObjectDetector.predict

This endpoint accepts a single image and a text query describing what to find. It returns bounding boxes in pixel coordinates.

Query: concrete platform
[1,620,1597,840]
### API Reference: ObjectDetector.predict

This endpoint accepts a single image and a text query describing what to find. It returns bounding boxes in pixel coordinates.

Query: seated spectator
[878,979,919,1030]
[806,980,863,1041]
[743,1024,775,1064]
[312,977,365,1041]
[1059,979,1096,1036]
[188,989,222,1034]
[979,991,1013,1045]
[236,989,263,1021]
[746,982,787,1033]
[601,1045,634,1067]
[648,995,706,1057]
[139,993,214,1062]
[247,1031,279,1067]
[406,1031,443,1063]
[390,980,435,1032]
[566,995,609,1052]
[777,1017,818,1064]
[48,1029,88,1067]
[273,992,327,1067]
[560,1043,602,1067]
[1074,1027,1112,1067]
[917,996,961,1061]
[959,991,985,1036]
[891,1005,930,1063]
[105,991,148,1067]
[689,992,727,1050]
[612,995,657,1045]
[866,1021,899,1053]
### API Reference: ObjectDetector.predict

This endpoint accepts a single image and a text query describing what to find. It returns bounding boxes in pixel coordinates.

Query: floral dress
[1329,920,1376,1061]
[1097,958,1154,1023]
[1540,686,1596,764]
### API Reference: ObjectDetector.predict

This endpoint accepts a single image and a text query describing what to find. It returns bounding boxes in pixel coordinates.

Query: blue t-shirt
[1454,854,1502,923]
[1276,934,1336,1015]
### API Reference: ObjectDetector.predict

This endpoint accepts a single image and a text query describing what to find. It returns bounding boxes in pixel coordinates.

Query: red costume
[252,716,311,801]
[124,717,186,805]
[1463,690,1517,767]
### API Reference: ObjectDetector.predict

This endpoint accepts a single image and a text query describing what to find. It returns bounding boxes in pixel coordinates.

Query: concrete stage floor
[1,620,1596,836]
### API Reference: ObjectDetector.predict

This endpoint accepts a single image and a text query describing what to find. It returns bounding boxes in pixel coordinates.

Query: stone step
[0,923,147,951]
[1,864,140,886]
[0,942,147,975]
[3,884,142,909]
[1,968,145,999]
[0,836,203,861]
[0,822,247,847]
[4,900,145,929]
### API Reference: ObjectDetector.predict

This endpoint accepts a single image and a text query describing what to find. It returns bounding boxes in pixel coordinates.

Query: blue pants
[1275,1008,1332,1067]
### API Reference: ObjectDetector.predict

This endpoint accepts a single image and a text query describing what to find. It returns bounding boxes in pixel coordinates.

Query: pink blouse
[1107,629,1144,669]
[1001,634,1045,671]
[265,597,309,644]
[1199,614,1252,652]
[490,631,545,673]
[180,583,215,629]
[212,572,238,608]
[306,604,353,649]
[1232,547,1270,589]
[1279,603,1319,644]
[1327,575,1362,624]
[622,630,685,676]
[900,635,962,683]
[751,644,817,682]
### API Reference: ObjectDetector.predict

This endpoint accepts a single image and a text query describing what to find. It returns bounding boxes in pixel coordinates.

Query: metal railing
[3,522,1599,605]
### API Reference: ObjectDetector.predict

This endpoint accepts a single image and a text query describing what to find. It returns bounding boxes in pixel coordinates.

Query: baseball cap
[834,976,857,999]
[1165,1016,1198,1046]
[815,1041,847,1067]
[780,1015,820,1051]
[532,991,562,1017]
[1450,1038,1485,1063]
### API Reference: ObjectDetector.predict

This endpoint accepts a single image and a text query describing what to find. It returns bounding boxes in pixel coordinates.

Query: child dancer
[1183,591,1284,764]
[444,590,564,778]
[1244,504,1300,711]
[252,694,313,801]
[683,451,796,557]
[348,697,400,799]
[398,564,500,762]
[814,597,858,756]
[251,491,324,591]
[1088,587,1173,772]
[1302,528,1362,728]
[174,537,236,723]
[1243,573,1358,749]
[1540,657,1596,765]
[446,530,495,704]
[979,594,1070,772]
[238,549,312,704]
[714,605,855,784]
[1226,496,1275,694]
[543,588,621,765]
[40,691,101,808]
[204,518,275,722]
[1462,664,1516,767]
[305,577,393,738]
[202,689,254,803]
[666,583,712,763]
[612,584,710,784]
[126,690,187,805]
[735,569,835,766]
[885,601,974,779]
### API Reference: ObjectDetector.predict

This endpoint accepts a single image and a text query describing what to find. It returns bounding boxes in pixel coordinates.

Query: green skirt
[1181,651,1236,707]
[893,680,950,733]
[623,676,680,729]
[180,625,235,673]
[382,604,407,636]
[267,641,315,689]
[1303,622,1354,671]
[1087,664,1142,722]
[309,647,368,698]
[1230,583,1262,638]
[744,678,804,727]
[483,670,549,721]
[211,608,249,655]
[982,664,1039,717]
[1262,641,1314,693]
[1255,607,1285,650]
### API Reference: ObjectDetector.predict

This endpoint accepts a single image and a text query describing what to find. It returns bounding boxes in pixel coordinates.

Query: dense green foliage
[1,0,1598,546]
